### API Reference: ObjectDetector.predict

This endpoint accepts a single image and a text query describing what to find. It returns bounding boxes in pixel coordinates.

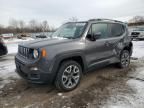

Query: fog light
[30,67,38,71]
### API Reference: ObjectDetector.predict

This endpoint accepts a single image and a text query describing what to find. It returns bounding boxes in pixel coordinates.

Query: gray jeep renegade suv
[15,19,133,91]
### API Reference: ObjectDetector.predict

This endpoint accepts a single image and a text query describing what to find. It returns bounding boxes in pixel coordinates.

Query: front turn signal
[41,48,47,57]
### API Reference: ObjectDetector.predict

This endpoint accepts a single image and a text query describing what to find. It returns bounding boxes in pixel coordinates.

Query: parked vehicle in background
[31,32,54,39]
[1,33,14,39]
[131,27,144,40]
[17,33,30,39]
[0,36,8,56]
[36,35,47,39]
[15,19,133,91]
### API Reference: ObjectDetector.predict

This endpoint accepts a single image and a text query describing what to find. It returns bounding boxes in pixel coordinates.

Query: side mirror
[86,32,101,41]
[93,32,101,40]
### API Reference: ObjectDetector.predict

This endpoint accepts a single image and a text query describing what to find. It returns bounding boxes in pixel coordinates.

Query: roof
[66,18,125,24]
[88,18,124,23]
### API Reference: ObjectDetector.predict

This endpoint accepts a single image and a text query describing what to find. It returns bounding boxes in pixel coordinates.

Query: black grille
[131,32,140,35]
[18,46,31,58]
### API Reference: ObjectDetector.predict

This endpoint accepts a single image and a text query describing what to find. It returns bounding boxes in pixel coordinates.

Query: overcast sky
[0,0,144,27]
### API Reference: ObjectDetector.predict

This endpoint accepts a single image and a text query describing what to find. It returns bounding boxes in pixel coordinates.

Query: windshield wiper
[64,37,75,39]
[52,35,76,39]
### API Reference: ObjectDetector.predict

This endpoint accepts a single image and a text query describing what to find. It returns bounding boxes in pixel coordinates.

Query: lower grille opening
[29,73,40,79]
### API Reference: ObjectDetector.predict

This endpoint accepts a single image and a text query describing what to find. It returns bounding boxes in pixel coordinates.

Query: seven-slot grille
[18,46,30,58]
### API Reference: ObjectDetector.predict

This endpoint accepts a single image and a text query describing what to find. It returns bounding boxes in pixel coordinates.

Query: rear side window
[110,23,125,37]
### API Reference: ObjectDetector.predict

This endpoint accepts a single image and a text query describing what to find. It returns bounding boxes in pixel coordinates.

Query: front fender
[50,51,87,76]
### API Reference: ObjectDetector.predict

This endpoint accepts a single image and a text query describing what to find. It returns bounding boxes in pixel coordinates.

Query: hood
[19,38,76,48]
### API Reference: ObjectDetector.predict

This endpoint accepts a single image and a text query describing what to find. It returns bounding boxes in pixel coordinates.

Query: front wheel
[55,60,82,91]
[118,50,130,68]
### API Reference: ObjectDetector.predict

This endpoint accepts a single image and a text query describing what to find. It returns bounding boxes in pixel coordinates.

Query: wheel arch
[54,51,87,74]
[123,42,133,56]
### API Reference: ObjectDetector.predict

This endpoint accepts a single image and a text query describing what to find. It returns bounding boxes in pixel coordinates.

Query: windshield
[52,22,87,39]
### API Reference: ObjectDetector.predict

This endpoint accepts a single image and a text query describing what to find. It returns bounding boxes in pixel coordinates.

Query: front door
[85,23,112,67]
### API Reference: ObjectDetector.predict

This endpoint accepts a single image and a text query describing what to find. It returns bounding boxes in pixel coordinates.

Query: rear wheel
[55,60,82,91]
[118,50,130,68]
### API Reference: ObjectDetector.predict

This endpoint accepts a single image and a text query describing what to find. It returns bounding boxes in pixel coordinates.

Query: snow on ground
[4,37,34,54]
[102,65,144,108]
[126,79,144,108]
[0,38,34,89]
[132,40,144,58]
[0,56,19,89]
[4,37,33,44]
[7,43,18,54]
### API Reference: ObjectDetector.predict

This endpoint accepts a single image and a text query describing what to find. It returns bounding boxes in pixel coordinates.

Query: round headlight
[33,49,39,59]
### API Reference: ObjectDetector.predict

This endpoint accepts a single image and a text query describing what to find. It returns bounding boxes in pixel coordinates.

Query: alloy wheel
[62,65,80,89]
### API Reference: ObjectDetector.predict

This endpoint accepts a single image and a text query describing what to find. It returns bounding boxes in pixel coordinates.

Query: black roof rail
[89,18,123,23]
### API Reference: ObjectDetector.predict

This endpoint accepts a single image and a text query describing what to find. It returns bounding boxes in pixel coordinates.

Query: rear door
[105,23,126,58]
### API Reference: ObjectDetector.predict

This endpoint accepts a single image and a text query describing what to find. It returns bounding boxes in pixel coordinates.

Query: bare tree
[29,19,37,32]
[19,20,25,33]
[129,16,144,23]
[9,18,18,28]
[41,20,50,32]
[36,22,43,32]
[9,18,19,33]
[0,19,55,34]
[128,16,144,26]
[62,17,79,24]
[50,25,56,32]
[0,25,4,34]
[68,17,78,22]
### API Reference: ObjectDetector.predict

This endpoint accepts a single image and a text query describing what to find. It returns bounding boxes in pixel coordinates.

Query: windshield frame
[52,22,88,39]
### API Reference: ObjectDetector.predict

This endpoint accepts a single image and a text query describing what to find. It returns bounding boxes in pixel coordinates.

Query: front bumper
[131,35,144,39]
[15,55,56,84]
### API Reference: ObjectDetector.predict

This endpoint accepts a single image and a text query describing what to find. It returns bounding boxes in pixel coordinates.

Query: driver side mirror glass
[93,32,101,40]
[87,32,101,41]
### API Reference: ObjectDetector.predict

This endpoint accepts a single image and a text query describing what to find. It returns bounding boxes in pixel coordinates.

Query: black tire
[117,50,130,68]
[55,60,82,91]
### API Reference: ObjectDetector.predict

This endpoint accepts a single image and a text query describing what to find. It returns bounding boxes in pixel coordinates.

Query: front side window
[88,23,108,39]
[110,24,125,37]
[52,22,87,39]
